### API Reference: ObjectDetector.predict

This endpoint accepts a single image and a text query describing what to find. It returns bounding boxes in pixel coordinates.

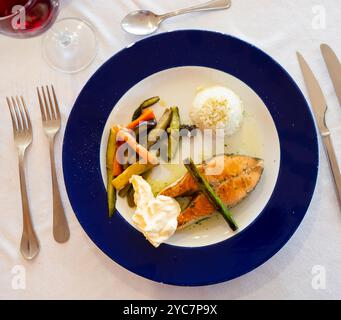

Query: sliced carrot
[117,128,159,165]
[113,154,123,177]
[126,108,155,130]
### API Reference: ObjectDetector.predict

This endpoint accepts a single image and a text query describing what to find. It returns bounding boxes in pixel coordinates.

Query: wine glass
[0,0,98,73]
[0,0,59,38]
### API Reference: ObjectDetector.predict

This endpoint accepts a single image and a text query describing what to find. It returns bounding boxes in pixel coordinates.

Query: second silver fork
[37,85,70,243]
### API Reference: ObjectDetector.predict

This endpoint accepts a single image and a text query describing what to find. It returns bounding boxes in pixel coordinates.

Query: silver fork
[37,86,70,243]
[7,96,40,260]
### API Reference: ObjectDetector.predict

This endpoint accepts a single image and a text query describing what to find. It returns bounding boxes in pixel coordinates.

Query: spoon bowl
[121,10,161,36]
[121,0,232,36]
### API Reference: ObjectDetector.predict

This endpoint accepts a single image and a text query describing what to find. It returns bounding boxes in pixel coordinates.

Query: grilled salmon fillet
[159,154,264,228]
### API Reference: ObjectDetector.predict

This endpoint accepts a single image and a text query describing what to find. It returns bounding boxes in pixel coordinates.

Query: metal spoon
[121,0,232,36]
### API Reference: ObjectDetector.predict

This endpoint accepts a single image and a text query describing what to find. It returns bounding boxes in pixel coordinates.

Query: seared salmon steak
[159,154,264,228]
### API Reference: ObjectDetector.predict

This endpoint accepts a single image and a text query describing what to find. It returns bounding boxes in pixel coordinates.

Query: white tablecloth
[0,0,340,300]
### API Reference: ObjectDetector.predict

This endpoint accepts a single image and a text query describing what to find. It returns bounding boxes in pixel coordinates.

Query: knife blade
[297,51,341,206]
[321,43,341,106]
[296,52,329,136]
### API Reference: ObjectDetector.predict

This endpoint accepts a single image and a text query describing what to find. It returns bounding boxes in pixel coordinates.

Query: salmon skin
[159,154,264,228]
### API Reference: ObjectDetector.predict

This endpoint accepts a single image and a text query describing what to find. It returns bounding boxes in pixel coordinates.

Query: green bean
[132,96,160,121]
[134,120,157,142]
[127,185,136,207]
[106,127,118,217]
[147,108,172,149]
[168,106,180,161]
[118,183,131,197]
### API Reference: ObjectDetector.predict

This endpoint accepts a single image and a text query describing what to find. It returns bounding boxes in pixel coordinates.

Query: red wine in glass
[0,0,60,38]
[0,1,97,73]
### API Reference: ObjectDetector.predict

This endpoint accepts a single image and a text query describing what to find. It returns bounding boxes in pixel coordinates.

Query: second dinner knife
[297,52,341,206]
[321,44,341,106]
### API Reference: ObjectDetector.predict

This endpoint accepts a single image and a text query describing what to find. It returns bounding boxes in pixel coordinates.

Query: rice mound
[190,86,244,136]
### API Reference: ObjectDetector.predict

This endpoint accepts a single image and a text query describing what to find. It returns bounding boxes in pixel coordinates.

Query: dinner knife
[297,52,341,206]
[320,44,341,106]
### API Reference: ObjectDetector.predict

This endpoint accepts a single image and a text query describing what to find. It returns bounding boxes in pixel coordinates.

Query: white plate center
[100,66,280,248]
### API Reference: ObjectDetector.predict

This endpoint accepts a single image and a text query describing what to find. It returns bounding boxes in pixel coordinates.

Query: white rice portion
[190,86,244,136]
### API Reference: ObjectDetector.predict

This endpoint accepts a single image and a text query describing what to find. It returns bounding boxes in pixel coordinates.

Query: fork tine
[37,87,46,122]
[41,86,52,121]
[6,97,18,132]
[20,96,32,131]
[51,85,60,120]
[16,96,28,131]
[11,97,23,131]
[46,85,56,119]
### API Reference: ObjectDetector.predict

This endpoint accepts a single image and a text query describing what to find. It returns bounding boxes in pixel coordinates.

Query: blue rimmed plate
[62,30,318,286]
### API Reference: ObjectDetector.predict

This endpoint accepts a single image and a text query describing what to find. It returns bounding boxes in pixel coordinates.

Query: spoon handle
[160,0,231,20]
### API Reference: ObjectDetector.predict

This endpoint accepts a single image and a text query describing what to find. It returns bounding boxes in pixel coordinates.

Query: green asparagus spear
[132,96,160,121]
[179,124,198,131]
[168,106,180,161]
[179,124,199,137]
[184,158,238,231]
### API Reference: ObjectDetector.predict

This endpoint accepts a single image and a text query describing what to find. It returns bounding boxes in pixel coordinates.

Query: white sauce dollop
[130,175,181,248]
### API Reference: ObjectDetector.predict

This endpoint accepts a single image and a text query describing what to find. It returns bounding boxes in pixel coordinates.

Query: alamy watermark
[312,5,326,29]
[115,127,227,175]
[11,265,26,290]
[11,5,26,30]
[311,265,326,290]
